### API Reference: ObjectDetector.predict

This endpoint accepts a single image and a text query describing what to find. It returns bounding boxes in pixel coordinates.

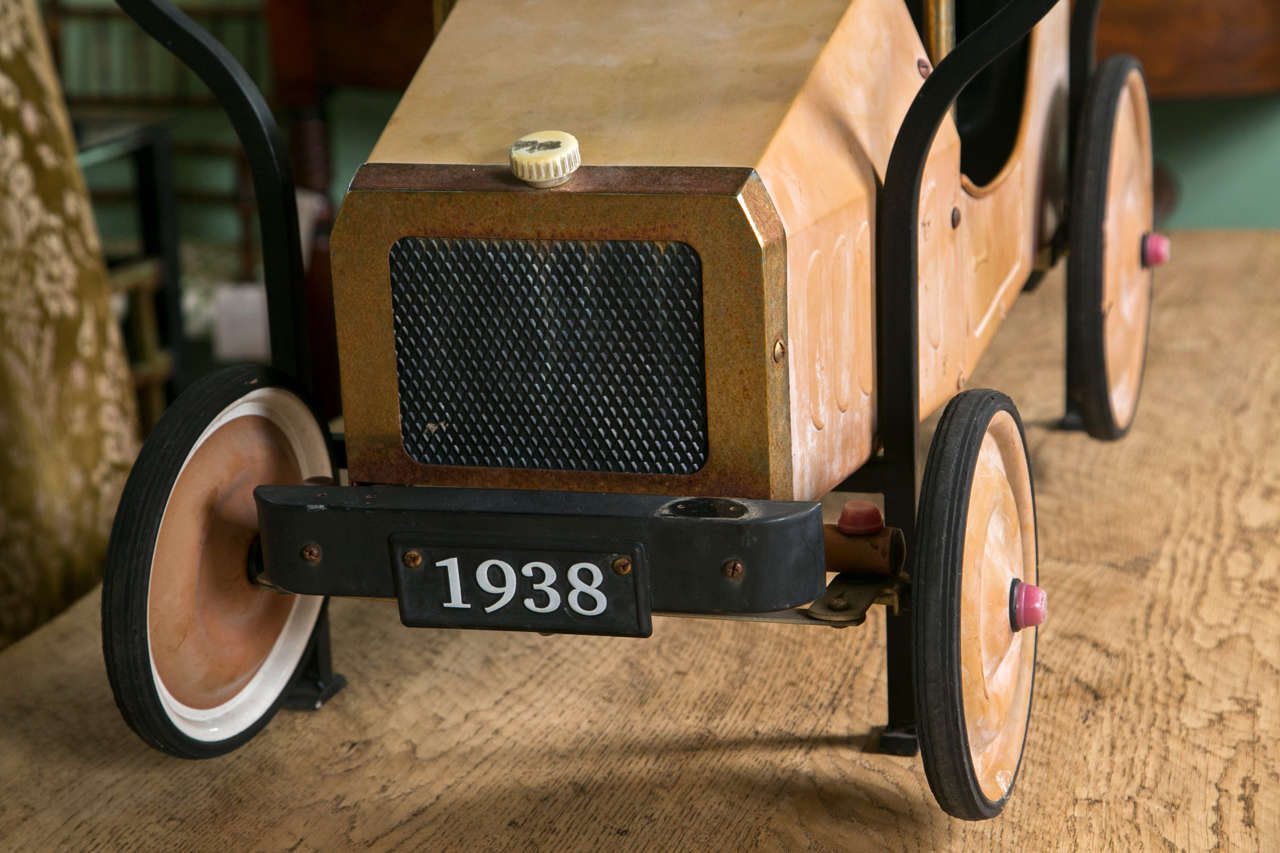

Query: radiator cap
[509,130,581,187]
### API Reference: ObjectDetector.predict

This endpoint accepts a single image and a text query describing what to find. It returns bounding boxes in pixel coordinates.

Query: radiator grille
[388,237,708,474]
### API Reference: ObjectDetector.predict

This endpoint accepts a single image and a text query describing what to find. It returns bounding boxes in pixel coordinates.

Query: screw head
[612,556,632,575]
[402,550,424,569]
[951,206,962,229]
[722,559,745,580]
[772,339,786,362]
[300,543,322,563]
[828,594,850,612]
[917,58,932,78]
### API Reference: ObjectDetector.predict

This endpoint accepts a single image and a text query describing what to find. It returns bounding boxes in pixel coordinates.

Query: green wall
[1150,95,1280,229]
[327,89,402,205]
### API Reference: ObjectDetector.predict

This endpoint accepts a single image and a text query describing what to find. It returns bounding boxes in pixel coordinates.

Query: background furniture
[264,0,454,201]
[1096,0,1280,98]
[76,118,184,431]
[43,0,457,422]
[263,0,454,418]
[43,0,266,282]
[1,231,1274,848]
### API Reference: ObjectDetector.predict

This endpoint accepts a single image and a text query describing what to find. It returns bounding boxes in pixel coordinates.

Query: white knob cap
[509,130,581,188]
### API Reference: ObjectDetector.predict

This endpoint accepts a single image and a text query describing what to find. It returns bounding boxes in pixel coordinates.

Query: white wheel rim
[147,387,329,742]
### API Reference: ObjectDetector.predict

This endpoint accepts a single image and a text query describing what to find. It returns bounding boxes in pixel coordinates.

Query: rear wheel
[1068,54,1160,439]
[914,390,1044,819]
[102,365,332,757]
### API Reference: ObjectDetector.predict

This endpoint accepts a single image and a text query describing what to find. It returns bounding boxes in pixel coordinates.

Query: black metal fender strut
[114,0,312,396]
[843,0,1065,753]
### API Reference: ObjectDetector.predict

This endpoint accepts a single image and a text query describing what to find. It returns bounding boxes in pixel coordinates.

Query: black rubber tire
[1067,54,1154,440]
[913,390,1038,820]
[102,364,331,758]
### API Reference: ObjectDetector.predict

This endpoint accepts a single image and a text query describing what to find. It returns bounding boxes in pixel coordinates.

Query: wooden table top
[2,231,1276,850]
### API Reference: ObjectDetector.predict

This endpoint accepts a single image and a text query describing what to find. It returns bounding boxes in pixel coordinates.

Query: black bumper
[254,485,827,614]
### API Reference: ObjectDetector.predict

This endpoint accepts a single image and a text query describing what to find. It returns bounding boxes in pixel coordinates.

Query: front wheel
[913,390,1044,819]
[102,365,333,757]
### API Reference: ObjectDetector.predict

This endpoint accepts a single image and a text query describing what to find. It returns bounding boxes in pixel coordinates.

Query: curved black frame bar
[1069,0,1104,163]
[115,0,311,394]
[840,0,1064,751]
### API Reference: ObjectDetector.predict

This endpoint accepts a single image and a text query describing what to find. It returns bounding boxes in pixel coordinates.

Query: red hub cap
[1141,232,1171,268]
[1010,580,1047,631]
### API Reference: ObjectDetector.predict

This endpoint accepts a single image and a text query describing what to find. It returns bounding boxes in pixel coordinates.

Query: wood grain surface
[1,231,1277,850]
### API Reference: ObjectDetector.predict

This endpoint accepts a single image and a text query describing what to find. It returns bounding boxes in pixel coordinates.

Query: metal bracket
[805,571,907,626]
[281,601,347,712]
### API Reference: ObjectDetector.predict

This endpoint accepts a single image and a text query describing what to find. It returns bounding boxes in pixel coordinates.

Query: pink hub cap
[1011,581,1047,631]
[837,500,884,536]
[1142,232,1171,268]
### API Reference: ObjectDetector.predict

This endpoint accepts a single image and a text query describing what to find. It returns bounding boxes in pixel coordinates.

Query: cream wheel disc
[913,390,1041,820]
[1068,55,1158,440]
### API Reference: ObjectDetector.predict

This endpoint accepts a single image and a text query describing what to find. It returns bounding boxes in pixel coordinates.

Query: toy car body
[332,0,1065,501]
[102,0,1162,819]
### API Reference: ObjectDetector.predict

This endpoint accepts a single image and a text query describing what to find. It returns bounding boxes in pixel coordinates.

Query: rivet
[772,339,786,362]
[403,550,423,569]
[300,543,322,563]
[612,556,632,575]
[951,206,962,229]
[828,595,850,612]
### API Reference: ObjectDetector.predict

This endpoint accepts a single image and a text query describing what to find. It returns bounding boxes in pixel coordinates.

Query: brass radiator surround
[330,164,793,499]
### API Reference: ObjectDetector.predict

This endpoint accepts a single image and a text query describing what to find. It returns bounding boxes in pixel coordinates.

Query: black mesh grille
[389,237,708,474]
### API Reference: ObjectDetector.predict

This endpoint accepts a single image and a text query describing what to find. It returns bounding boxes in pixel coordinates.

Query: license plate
[391,542,651,637]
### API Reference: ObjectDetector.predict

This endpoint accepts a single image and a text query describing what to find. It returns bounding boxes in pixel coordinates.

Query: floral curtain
[0,0,138,649]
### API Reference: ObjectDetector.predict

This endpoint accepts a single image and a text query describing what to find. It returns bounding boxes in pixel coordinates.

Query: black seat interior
[903,0,1031,186]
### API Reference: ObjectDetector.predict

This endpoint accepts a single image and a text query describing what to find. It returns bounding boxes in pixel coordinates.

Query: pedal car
[102,0,1166,819]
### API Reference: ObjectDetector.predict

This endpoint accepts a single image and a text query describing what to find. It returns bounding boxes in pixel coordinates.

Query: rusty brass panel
[350,163,754,195]
[330,164,793,500]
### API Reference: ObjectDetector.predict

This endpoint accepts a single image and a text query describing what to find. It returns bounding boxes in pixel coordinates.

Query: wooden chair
[75,119,183,432]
